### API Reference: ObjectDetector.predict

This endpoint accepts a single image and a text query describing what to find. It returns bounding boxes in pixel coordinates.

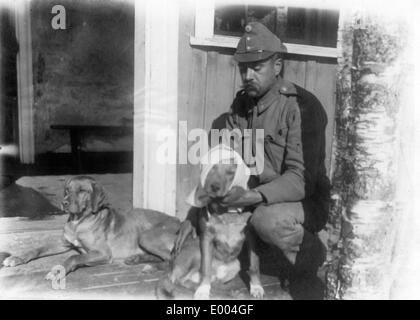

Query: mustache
[241,82,258,90]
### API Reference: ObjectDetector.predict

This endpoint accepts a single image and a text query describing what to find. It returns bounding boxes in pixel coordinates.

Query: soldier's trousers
[249,202,325,270]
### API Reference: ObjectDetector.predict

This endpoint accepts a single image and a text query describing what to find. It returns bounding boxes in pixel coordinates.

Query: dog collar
[205,206,243,220]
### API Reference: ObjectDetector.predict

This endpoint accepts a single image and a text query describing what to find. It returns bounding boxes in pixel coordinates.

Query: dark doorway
[1,8,19,189]
[0,9,19,148]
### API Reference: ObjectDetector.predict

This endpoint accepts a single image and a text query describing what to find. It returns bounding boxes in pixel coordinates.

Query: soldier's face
[239,57,282,98]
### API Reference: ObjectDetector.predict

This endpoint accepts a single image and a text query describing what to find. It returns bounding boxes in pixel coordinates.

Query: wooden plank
[203,50,218,130]
[203,52,236,131]
[233,63,242,98]
[187,49,207,130]
[176,0,208,219]
[133,0,146,209]
[283,60,296,83]
[284,59,307,87]
[304,60,318,93]
[177,48,207,220]
[0,216,66,234]
[295,60,307,88]
[314,60,337,174]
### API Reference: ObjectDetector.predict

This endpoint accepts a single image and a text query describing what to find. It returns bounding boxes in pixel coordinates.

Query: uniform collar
[248,77,297,115]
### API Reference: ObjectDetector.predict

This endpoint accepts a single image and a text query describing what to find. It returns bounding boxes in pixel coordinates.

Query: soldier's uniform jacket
[226,77,331,232]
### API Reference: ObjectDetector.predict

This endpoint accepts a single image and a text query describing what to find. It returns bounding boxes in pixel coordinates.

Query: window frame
[190,0,340,58]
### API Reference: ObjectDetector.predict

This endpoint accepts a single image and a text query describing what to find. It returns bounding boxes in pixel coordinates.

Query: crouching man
[176,22,331,300]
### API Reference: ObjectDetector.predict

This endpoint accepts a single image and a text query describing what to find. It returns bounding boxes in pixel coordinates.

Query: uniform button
[246,37,251,41]
[281,86,288,92]
[247,46,251,50]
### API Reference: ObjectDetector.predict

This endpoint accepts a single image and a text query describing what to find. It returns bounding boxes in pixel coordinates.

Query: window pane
[213,4,339,48]
[286,7,306,41]
[285,7,339,47]
[214,4,246,36]
[245,5,277,32]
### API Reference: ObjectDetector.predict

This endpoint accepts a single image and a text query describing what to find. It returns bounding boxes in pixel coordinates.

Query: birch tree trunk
[327,11,409,299]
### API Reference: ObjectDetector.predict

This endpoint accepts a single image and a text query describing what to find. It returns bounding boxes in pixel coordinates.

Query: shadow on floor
[1,151,133,190]
[0,183,63,218]
[0,151,133,219]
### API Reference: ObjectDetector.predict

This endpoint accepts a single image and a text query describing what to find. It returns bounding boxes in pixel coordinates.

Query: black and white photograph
[0,0,419,301]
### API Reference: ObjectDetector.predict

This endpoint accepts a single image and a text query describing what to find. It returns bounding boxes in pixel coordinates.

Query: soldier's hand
[220,187,263,208]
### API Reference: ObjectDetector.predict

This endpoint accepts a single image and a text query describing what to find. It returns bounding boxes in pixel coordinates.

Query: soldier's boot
[289,230,326,300]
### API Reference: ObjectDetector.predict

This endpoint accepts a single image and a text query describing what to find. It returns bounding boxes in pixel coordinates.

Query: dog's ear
[63,177,73,196]
[194,183,210,207]
[90,181,108,212]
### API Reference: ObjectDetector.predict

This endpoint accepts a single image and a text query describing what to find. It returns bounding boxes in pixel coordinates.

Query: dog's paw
[250,283,265,299]
[140,264,157,274]
[45,268,65,282]
[2,256,24,267]
[193,284,211,300]
[124,255,143,265]
[45,270,57,281]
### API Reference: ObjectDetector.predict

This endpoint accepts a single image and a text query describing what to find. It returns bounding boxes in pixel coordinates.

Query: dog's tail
[124,253,164,265]
[155,274,176,299]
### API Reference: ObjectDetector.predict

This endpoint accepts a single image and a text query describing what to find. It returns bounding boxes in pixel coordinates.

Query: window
[191,0,340,58]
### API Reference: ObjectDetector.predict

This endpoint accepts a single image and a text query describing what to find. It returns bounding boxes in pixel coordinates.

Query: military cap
[234,22,287,63]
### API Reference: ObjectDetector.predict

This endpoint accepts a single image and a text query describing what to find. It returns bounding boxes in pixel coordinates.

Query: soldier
[176,22,331,299]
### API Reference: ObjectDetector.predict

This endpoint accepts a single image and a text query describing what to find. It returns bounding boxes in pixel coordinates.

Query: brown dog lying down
[156,145,264,299]
[2,176,180,281]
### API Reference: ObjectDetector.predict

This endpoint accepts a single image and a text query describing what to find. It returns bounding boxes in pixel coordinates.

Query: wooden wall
[176,1,337,219]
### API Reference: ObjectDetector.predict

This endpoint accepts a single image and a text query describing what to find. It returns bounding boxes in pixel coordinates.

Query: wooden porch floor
[0,174,290,300]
